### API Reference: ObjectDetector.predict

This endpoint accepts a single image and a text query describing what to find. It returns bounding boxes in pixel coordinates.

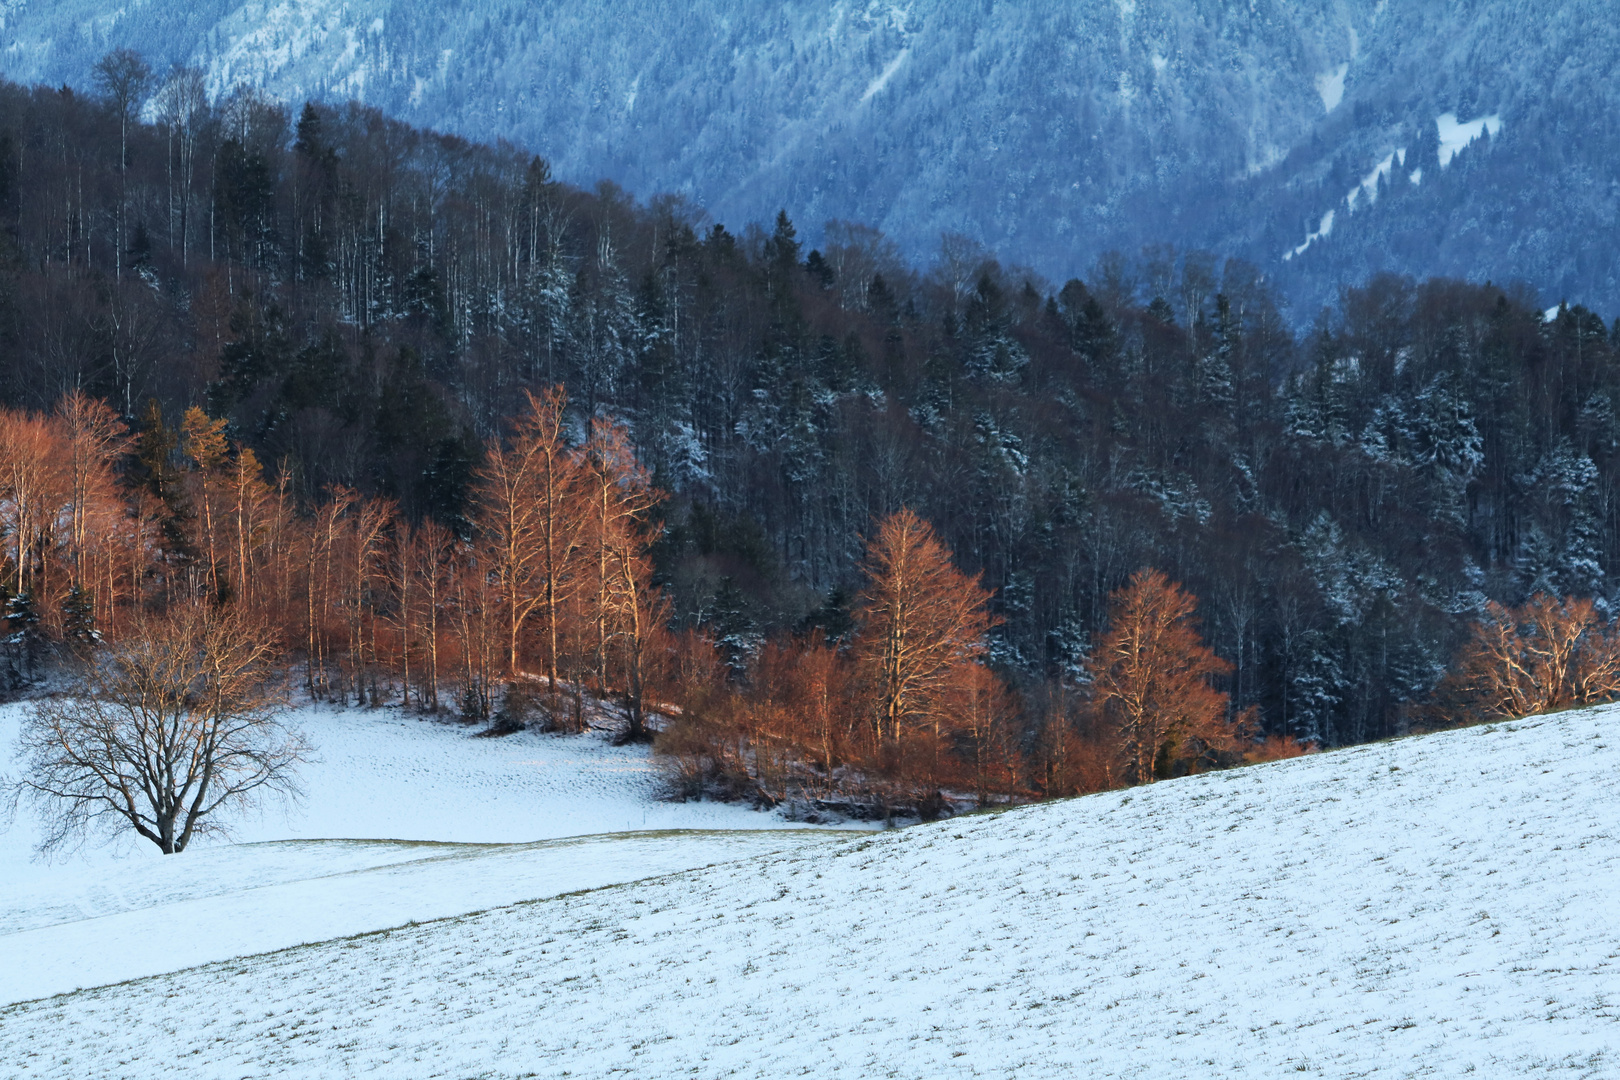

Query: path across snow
[5,704,1619,1077]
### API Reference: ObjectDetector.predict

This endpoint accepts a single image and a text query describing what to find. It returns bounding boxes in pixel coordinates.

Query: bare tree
[1089,568,1246,784]
[471,386,586,684]
[1435,594,1620,722]
[93,48,152,280]
[155,65,208,263]
[854,507,998,747]
[12,603,307,854]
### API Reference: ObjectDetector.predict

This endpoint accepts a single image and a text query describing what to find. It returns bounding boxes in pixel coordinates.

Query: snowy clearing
[1315,61,1348,113]
[1284,207,1335,261]
[4,704,1618,1077]
[1437,111,1504,167]
[1346,149,1401,211]
[0,702,861,1005]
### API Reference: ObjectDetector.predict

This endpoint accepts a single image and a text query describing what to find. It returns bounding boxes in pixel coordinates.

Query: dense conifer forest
[3,62,1620,808]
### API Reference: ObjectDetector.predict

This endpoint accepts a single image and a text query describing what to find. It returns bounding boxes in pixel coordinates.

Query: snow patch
[1315,62,1348,112]
[1117,69,1136,104]
[0,702,868,1004]
[1284,208,1335,261]
[1545,304,1564,322]
[1151,53,1168,76]
[1346,150,1400,210]
[1437,111,1503,167]
[860,47,908,103]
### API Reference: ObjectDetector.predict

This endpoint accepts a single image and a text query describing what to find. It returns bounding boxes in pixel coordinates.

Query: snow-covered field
[5,703,1620,1077]
[0,702,858,1006]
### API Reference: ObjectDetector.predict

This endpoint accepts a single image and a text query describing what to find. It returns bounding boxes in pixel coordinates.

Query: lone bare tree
[13,603,307,854]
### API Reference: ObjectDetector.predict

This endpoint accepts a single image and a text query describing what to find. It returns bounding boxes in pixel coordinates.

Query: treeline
[0,386,1268,811]
[0,389,664,733]
[1,53,1620,766]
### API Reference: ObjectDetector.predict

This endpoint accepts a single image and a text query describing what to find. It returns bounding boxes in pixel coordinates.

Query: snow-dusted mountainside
[4,703,1618,1077]
[1,0,1616,314]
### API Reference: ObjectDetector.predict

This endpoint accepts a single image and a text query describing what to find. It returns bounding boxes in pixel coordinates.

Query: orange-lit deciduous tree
[55,392,132,637]
[0,407,70,610]
[56,392,130,580]
[949,660,1022,807]
[854,507,999,748]
[1438,594,1620,722]
[581,417,664,740]
[219,445,281,616]
[1089,568,1245,783]
[471,386,586,683]
[408,519,458,712]
[180,406,232,601]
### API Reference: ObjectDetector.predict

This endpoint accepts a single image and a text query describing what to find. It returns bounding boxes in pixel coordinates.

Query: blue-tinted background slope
[2,0,1615,315]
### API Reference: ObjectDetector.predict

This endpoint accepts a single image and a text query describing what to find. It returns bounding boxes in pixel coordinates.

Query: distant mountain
[2,0,1616,316]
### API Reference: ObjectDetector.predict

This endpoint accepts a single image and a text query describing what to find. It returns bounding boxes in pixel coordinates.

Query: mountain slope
[5,706,1618,1077]
[3,0,1617,315]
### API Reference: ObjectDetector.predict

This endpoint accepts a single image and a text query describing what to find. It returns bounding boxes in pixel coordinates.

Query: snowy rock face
[2,0,1617,313]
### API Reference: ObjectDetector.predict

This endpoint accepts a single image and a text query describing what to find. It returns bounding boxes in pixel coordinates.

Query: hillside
[2,0,1617,312]
[4,704,1617,1077]
[0,701,861,1006]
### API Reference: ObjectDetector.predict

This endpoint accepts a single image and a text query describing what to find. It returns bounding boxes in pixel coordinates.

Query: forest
[4,53,1620,812]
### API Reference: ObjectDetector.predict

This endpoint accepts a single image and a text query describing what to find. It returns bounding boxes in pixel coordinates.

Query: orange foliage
[1244,736,1312,764]
[0,388,671,738]
[854,507,1000,745]
[1088,568,1249,783]
[655,508,1028,814]
[0,391,1309,812]
[1437,594,1620,723]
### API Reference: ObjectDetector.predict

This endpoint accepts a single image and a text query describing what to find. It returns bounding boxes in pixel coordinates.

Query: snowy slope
[0,702,861,1005]
[4,705,1618,1077]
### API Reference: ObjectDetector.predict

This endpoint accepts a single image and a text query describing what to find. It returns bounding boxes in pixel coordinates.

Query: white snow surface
[1437,111,1504,167]
[0,702,860,1005]
[1346,148,1401,210]
[5,704,1620,1077]
[860,46,909,103]
[1315,61,1348,112]
[1284,207,1335,261]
